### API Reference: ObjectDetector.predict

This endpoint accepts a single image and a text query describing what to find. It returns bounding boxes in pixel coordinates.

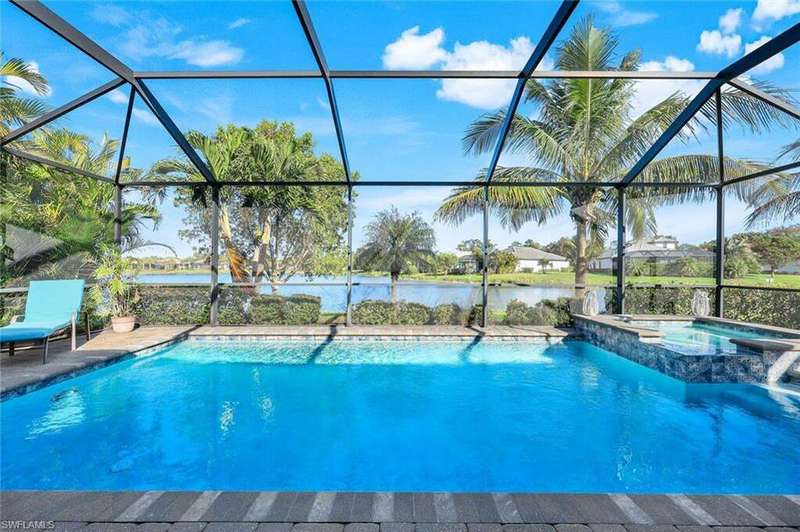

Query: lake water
[136,273,607,313]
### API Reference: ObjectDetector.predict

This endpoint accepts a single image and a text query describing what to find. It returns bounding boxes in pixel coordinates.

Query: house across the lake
[589,235,714,272]
[453,246,570,273]
[509,246,570,272]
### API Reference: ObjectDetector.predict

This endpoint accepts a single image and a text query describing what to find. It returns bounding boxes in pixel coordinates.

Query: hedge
[501,298,575,327]
[723,287,800,329]
[249,293,321,325]
[352,300,431,325]
[218,288,249,325]
[431,303,464,325]
[351,298,574,327]
[606,286,715,316]
[602,285,800,330]
[131,286,211,326]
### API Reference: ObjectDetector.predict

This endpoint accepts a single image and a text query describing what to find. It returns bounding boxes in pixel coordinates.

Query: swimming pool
[632,320,793,354]
[2,338,799,493]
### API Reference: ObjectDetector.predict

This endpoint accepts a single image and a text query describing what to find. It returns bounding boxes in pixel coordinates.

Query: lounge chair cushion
[0,280,85,344]
[0,320,71,342]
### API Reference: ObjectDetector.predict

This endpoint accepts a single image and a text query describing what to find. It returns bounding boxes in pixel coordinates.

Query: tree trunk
[575,219,588,298]
[390,271,399,304]
[220,208,247,283]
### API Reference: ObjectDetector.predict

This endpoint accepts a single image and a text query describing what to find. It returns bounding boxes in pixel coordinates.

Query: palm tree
[356,207,436,303]
[1,53,49,137]
[742,139,800,227]
[2,128,160,281]
[435,16,793,296]
[148,123,348,289]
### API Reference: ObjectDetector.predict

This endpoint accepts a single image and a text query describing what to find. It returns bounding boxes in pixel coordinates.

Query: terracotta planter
[111,316,136,333]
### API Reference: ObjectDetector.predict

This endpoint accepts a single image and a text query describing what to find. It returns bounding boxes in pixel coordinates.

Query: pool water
[1,339,799,492]
[632,320,790,354]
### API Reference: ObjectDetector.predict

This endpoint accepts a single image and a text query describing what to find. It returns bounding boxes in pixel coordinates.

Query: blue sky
[2,0,799,257]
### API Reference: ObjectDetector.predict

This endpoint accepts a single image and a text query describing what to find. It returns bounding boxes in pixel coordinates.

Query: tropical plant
[1,128,160,284]
[89,244,139,318]
[355,207,436,303]
[147,121,349,289]
[435,16,793,296]
[1,53,48,137]
[741,138,800,227]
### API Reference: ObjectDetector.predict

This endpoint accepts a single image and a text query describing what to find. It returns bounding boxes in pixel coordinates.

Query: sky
[2,0,799,257]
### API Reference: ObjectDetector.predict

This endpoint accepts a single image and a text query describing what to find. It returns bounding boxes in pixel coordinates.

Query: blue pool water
[633,320,790,354]
[1,339,799,493]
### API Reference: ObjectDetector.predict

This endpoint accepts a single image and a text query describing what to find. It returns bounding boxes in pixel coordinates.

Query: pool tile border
[187,335,569,343]
[1,491,798,527]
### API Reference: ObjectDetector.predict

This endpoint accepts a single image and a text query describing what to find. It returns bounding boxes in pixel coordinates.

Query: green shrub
[394,302,431,325]
[249,294,286,325]
[351,300,430,325]
[352,300,394,325]
[467,304,484,326]
[540,297,575,326]
[246,293,321,325]
[504,299,530,325]
[0,292,26,326]
[501,297,573,327]
[431,303,464,325]
[131,286,210,325]
[218,289,249,325]
[608,286,715,316]
[723,287,800,329]
[284,294,321,325]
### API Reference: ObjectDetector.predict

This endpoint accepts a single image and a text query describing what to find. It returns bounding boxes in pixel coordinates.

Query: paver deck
[1,491,798,529]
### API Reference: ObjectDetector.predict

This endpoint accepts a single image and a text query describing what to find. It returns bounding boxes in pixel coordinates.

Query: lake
[136,273,608,313]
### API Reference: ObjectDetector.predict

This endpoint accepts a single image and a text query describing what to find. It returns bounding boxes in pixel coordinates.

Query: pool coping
[1,490,799,527]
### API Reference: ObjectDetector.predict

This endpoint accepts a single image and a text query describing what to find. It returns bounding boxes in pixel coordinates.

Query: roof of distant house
[595,244,714,260]
[510,246,568,262]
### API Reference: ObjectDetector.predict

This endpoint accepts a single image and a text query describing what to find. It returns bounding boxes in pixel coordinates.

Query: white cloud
[4,60,51,97]
[437,37,540,109]
[382,26,448,69]
[107,11,244,68]
[697,29,741,57]
[228,18,252,30]
[106,89,129,105]
[745,36,785,73]
[169,40,243,67]
[719,8,744,34]
[383,27,551,109]
[595,1,658,27]
[634,56,703,117]
[753,0,800,22]
[108,88,160,127]
[132,108,160,126]
[90,4,132,27]
[316,96,331,111]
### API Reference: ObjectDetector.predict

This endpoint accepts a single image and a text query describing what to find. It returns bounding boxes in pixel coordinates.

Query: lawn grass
[404,271,800,288]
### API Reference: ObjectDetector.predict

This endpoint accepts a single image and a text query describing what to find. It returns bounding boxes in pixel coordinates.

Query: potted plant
[91,244,140,333]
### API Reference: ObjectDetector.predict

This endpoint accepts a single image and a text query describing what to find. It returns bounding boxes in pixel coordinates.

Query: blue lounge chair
[0,280,85,364]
